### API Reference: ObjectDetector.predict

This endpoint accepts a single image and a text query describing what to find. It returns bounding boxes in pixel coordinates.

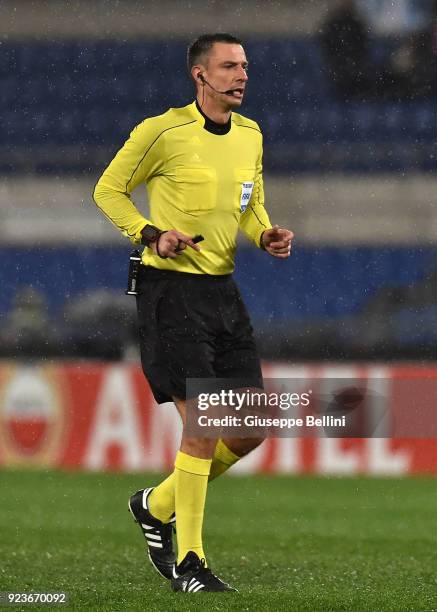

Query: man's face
[201,42,249,108]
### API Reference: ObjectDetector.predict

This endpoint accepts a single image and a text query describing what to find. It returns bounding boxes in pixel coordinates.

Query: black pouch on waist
[125,249,142,296]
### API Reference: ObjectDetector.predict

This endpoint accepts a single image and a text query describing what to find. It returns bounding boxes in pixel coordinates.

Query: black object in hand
[175,234,205,252]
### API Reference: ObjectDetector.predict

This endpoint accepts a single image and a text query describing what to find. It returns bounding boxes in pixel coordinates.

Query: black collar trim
[195,100,232,135]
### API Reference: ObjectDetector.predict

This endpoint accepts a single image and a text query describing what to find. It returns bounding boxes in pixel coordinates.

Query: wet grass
[1,470,437,610]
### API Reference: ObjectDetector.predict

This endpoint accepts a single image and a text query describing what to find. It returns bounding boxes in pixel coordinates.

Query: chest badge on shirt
[240,182,254,212]
[189,153,202,163]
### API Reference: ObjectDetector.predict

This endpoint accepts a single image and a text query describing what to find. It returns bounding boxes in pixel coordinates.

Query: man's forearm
[93,181,150,244]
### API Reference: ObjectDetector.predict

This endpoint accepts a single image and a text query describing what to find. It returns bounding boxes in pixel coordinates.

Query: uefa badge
[240,181,254,212]
[0,364,67,467]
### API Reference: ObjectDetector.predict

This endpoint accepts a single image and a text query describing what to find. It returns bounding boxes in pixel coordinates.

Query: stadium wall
[1,361,436,476]
[2,174,437,246]
[3,0,328,39]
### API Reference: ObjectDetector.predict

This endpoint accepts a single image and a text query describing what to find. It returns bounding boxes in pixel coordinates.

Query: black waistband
[139,265,232,282]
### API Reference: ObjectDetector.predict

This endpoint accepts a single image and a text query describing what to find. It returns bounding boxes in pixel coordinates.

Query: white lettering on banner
[360,369,410,473]
[274,438,300,473]
[316,366,363,476]
[266,363,312,381]
[146,402,182,471]
[319,365,360,379]
[316,438,361,474]
[366,439,410,475]
[319,365,362,400]
[268,363,357,475]
[232,442,267,474]
[365,367,391,436]
[84,366,143,470]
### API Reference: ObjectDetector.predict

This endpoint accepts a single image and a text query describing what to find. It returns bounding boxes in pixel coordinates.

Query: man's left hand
[261,225,294,258]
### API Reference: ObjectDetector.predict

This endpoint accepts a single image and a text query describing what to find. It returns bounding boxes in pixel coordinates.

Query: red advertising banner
[0,361,436,475]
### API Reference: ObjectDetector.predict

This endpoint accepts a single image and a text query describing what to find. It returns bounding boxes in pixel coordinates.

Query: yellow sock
[148,440,240,523]
[208,439,240,480]
[147,473,175,523]
[174,451,211,564]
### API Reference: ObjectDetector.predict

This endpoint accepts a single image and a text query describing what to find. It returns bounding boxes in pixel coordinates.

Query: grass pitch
[1,470,437,611]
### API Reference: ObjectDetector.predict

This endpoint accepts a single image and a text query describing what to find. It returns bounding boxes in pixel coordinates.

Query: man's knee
[180,436,217,459]
[223,437,265,458]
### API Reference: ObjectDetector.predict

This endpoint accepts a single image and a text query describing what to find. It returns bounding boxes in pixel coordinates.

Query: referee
[93,33,293,593]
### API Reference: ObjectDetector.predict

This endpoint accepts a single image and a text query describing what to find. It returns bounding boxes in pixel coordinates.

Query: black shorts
[136,266,263,404]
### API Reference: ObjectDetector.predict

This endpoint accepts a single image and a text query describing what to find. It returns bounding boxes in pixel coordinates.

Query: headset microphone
[198,73,237,96]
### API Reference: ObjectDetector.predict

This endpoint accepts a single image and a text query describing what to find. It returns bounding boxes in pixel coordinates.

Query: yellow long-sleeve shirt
[93,100,271,275]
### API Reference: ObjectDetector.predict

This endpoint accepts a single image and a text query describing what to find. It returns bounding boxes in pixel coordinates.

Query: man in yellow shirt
[94,33,293,593]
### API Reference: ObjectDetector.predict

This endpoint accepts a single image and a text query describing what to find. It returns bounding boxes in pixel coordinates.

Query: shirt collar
[193,99,232,135]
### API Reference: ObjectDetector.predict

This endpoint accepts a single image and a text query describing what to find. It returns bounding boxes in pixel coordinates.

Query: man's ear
[191,65,205,84]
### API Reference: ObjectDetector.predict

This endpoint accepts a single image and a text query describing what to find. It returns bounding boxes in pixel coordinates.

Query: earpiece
[198,73,205,83]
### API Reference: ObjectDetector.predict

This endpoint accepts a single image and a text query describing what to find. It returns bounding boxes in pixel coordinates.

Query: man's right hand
[152,230,202,259]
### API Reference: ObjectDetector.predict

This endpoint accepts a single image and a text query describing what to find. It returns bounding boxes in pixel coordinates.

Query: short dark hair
[187,33,243,72]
